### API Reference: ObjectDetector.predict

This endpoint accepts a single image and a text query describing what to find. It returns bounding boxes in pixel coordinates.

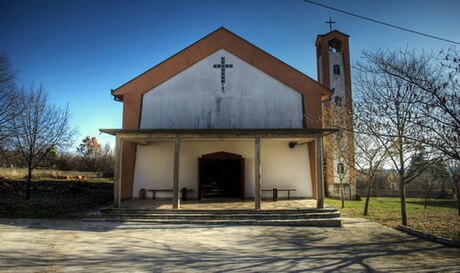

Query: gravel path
[0,217,459,272]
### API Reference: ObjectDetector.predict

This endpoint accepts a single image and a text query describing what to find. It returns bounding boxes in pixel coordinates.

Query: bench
[262,188,296,201]
[147,188,193,201]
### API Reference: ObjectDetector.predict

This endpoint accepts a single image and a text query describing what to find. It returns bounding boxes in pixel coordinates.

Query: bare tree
[354,49,433,226]
[407,149,448,209]
[77,136,101,171]
[323,100,355,208]
[446,159,460,216]
[11,84,76,199]
[0,51,18,161]
[97,142,114,175]
[362,48,459,162]
[352,115,389,215]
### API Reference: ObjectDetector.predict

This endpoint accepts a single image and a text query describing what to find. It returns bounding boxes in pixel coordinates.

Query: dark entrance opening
[198,152,244,199]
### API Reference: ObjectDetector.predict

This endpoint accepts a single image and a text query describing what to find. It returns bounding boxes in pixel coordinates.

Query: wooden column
[113,135,123,208]
[316,137,324,208]
[254,137,261,209]
[172,136,181,209]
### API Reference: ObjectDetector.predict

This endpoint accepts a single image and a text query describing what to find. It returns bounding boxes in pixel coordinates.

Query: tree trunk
[424,184,428,209]
[91,157,97,172]
[339,178,345,208]
[455,180,460,216]
[363,175,374,216]
[397,128,408,226]
[26,166,32,200]
[400,173,407,226]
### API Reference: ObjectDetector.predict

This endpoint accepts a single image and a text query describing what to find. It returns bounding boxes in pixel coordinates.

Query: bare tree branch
[0,51,18,147]
[11,84,77,199]
[353,49,437,226]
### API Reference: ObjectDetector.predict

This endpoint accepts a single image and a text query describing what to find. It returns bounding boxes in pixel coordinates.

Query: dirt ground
[0,217,458,272]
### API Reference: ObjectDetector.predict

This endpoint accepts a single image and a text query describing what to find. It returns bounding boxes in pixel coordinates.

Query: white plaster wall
[140,49,303,129]
[132,140,312,199]
[260,140,312,198]
[329,52,346,185]
[329,52,345,98]
[132,141,174,198]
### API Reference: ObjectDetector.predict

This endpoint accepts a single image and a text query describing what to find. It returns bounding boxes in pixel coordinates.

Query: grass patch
[0,180,113,218]
[326,197,460,241]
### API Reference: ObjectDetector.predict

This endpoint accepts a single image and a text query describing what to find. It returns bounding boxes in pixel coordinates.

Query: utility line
[301,0,460,45]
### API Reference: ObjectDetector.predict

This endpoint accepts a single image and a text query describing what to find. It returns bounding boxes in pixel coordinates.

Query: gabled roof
[112,27,331,100]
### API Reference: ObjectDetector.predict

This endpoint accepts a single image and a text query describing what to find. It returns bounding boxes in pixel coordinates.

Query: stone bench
[147,188,193,201]
[262,188,296,201]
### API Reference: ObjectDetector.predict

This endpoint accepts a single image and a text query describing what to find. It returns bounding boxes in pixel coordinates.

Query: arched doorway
[198,151,245,200]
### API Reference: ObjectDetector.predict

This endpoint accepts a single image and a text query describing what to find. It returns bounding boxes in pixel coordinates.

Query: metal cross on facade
[326,17,336,32]
[213,57,233,93]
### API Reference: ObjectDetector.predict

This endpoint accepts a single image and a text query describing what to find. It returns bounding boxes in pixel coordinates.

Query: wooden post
[172,136,180,209]
[316,137,324,208]
[254,137,261,209]
[113,135,123,208]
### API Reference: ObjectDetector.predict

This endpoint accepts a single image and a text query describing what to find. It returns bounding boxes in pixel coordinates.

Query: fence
[356,188,453,199]
[327,184,357,200]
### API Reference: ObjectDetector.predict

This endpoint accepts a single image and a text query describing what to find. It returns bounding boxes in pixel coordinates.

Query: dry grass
[0,180,113,218]
[326,197,460,241]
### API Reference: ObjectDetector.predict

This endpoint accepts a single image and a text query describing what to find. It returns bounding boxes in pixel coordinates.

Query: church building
[101,27,354,209]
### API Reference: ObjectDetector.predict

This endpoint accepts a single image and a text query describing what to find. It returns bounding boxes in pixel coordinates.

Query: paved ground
[0,217,459,272]
[121,198,318,210]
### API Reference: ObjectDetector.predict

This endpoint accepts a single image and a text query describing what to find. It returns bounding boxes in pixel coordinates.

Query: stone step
[95,212,340,220]
[86,207,343,227]
[82,217,342,227]
[100,208,338,215]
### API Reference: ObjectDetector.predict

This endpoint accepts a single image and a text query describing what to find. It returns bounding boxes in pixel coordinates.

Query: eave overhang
[100,128,338,145]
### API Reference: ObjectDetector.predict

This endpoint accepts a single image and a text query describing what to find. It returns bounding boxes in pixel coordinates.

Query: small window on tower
[337,163,345,174]
[333,64,340,75]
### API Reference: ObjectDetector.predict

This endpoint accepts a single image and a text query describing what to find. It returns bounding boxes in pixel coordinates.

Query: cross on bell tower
[326,17,336,32]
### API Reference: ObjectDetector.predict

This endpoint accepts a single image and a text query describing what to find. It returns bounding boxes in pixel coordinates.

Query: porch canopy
[100,128,337,210]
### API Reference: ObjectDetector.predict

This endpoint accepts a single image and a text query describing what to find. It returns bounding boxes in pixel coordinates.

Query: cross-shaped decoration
[326,17,336,32]
[213,57,233,93]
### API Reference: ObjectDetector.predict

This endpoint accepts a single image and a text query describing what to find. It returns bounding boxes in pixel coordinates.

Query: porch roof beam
[100,128,338,140]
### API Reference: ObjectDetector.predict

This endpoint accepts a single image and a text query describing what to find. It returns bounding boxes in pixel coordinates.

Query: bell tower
[315,29,356,199]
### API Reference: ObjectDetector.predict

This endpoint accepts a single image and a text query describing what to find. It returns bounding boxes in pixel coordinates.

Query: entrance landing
[88,199,340,226]
[120,199,318,210]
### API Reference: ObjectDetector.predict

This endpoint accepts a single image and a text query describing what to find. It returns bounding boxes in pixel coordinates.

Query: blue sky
[0,0,458,150]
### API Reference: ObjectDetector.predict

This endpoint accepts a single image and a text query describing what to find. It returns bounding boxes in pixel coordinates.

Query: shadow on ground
[0,217,459,272]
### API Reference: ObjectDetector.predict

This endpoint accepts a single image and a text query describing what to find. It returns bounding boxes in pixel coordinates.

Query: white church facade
[102,27,354,209]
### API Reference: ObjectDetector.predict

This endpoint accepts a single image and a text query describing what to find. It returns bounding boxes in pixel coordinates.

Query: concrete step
[100,208,338,214]
[82,217,342,227]
[93,212,340,220]
[83,207,342,227]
